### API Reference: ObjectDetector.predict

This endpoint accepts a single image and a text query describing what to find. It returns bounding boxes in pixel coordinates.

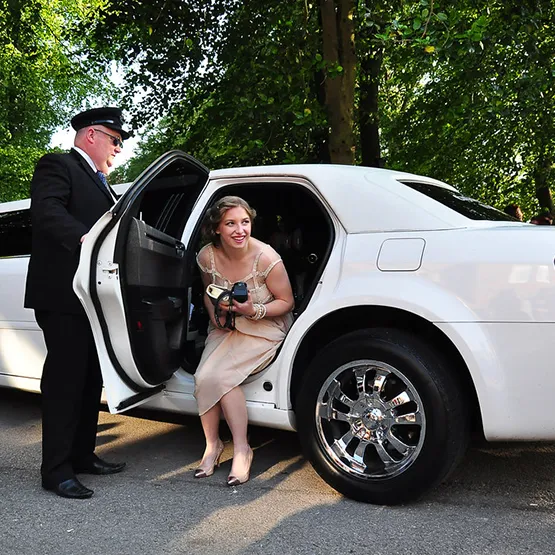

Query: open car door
[74,151,209,413]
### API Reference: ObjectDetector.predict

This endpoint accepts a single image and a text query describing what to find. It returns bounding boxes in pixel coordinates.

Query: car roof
[210,164,466,233]
[210,164,454,188]
[0,183,132,214]
[0,166,477,233]
[0,198,30,213]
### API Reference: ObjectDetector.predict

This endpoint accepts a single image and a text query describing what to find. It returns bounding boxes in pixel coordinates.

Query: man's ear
[86,127,96,144]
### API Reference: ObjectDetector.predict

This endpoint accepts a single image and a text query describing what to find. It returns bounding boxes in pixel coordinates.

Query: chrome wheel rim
[315,359,426,479]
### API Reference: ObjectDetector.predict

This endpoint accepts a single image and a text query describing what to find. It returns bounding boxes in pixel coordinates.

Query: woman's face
[216,206,252,249]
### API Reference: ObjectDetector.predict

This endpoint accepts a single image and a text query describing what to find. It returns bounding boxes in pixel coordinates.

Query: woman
[194,196,294,485]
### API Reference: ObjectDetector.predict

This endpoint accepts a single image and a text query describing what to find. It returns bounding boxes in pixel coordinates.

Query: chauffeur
[24,107,129,499]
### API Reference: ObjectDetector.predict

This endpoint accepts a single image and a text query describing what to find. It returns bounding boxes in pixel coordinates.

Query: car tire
[295,328,470,505]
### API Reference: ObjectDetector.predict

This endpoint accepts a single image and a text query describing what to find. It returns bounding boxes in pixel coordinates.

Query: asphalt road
[1,387,554,555]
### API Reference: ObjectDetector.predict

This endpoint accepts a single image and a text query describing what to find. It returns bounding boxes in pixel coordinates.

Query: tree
[82,0,479,173]
[381,1,555,215]
[320,0,356,164]
[0,0,111,202]
[83,0,380,168]
[84,0,555,220]
[84,0,332,172]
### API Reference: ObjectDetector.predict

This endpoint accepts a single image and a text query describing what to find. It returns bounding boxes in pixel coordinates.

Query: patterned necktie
[97,170,109,189]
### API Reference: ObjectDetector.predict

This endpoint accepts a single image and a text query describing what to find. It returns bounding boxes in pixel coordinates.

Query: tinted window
[128,159,207,238]
[402,181,516,221]
[0,209,32,257]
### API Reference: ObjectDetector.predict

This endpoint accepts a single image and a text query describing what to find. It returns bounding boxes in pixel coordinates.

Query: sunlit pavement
[1,387,554,555]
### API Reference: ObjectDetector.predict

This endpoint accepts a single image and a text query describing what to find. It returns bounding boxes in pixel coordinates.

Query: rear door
[74,150,209,413]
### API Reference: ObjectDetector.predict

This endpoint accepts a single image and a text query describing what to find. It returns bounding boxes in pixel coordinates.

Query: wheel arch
[290,305,482,434]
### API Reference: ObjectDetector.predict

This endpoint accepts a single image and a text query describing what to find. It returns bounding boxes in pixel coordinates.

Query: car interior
[183,182,335,374]
[109,162,335,387]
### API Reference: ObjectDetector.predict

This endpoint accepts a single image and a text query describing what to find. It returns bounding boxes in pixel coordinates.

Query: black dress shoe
[42,478,94,499]
[74,457,126,475]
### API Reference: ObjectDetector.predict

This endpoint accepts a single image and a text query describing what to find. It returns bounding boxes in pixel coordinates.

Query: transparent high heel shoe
[194,440,225,479]
[227,447,253,486]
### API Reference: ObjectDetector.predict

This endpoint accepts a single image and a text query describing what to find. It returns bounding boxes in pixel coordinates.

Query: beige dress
[194,243,294,415]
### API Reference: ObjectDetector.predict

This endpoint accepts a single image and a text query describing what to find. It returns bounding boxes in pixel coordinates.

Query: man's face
[87,125,123,173]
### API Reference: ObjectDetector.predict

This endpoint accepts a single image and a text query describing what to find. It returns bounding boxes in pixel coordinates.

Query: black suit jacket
[24,149,115,314]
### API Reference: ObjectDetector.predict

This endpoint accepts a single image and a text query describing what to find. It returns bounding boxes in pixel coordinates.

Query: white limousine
[1,150,553,505]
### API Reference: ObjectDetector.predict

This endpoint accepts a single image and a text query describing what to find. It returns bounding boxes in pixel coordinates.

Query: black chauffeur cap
[71,107,131,140]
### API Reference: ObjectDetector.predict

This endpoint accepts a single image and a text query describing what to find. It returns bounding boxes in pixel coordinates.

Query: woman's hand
[227,292,256,318]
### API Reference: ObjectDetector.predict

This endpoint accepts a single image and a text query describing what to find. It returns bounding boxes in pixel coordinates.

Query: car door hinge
[97,261,119,279]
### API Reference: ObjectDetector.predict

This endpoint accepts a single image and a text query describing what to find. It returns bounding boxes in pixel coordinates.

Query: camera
[206,282,249,306]
[230,281,248,303]
[205,281,249,330]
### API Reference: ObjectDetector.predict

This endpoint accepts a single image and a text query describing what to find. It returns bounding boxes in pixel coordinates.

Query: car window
[131,160,207,239]
[0,209,32,257]
[401,181,516,221]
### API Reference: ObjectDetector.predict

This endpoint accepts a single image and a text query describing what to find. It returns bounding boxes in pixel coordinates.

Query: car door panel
[74,150,209,413]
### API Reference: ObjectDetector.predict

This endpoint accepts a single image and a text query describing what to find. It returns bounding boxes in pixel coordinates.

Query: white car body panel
[2,162,555,442]
[435,321,555,440]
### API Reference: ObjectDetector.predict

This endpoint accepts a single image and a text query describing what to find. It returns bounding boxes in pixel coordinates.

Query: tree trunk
[314,68,331,163]
[320,0,356,164]
[359,47,383,167]
[534,155,554,215]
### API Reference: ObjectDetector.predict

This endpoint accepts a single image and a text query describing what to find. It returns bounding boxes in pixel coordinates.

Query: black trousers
[35,310,103,485]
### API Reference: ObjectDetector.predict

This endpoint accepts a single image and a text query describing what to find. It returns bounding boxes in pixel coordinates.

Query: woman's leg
[200,402,222,446]
[196,403,224,477]
[220,387,248,449]
[221,387,253,483]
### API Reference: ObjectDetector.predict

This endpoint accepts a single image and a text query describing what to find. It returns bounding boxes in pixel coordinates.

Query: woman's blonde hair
[201,196,257,247]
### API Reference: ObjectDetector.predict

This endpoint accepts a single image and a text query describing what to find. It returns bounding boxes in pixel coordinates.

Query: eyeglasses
[93,128,123,149]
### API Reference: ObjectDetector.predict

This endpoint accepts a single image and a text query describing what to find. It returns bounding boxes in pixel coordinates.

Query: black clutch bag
[206,282,248,305]
[206,284,232,306]
[205,282,248,329]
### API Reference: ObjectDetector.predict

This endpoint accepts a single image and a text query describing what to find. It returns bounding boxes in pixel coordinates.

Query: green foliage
[109,130,165,184]
[79,0,229,127]
[84,0,328,174]
[0,0,112,200]
[380,1,555,218]
[0,146,48,202]
[84,0,555,219]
